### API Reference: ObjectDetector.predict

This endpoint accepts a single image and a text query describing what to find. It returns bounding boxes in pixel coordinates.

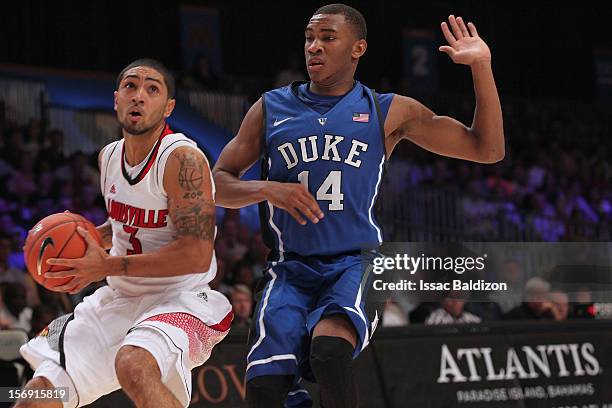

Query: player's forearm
[96,219,113,250]
[105,238,213,278]
[212,168,271,208]
[470,60,505,163]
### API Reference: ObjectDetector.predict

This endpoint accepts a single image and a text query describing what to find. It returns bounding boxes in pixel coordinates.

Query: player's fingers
[298,190,324,219]
[77,226,98,247]
[448,15,463,40]
[50,280,79,293]
[45,269,76,279]
[440,22,456,45]
[61,284,81,294]
[286,207,307,226]
[456,16,470,37]
[439,46,456,58]
[68,282,87,294]
[46,285,69,293]
[46,258,75,267]
[467,22,479,37]
[296,199,321,224]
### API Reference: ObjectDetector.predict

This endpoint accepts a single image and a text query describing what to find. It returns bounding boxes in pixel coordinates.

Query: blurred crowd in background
[0,62,611,337]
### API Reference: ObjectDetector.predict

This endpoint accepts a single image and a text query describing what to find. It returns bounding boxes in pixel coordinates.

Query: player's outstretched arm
[385,15,504,163]
[213,99,323,225]
[46,146,217,292]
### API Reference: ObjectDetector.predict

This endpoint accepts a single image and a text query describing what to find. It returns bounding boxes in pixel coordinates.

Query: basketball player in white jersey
[17,59,232,408]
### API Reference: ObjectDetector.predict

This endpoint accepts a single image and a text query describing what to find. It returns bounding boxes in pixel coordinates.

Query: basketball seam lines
[25,219,79,260]
[52,225,81,265]
[43,223,81,283]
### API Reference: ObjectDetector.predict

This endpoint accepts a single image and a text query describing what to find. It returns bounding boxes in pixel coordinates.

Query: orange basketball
[23,212,102,290]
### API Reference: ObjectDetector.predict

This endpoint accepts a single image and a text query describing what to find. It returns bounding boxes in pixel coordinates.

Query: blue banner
[402,29,438,93]
[180,5,223,74]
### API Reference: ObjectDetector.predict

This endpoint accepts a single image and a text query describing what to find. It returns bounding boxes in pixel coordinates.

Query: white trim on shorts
[343,284,370,351]
[246,268,278,362]
[245,353,297,372]
[368,155,385,244]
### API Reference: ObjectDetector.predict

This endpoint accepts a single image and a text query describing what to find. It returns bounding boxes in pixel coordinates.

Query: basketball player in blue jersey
[213,4,504,407]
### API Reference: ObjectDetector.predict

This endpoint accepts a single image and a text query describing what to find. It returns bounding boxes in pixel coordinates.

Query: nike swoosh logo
[273,117,293,127]
[37,237,55,276]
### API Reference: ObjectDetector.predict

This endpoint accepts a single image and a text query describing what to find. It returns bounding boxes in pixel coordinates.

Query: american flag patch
[352,112,369,122]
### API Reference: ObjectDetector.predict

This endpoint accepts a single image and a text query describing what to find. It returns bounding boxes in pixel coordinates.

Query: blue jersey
[260,81,392,257]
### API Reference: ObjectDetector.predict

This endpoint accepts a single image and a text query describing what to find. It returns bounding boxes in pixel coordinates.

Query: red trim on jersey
[121,123,174,185]
[209,311,234,332]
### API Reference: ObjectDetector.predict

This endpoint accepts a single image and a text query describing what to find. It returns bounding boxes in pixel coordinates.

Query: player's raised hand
[439,15,491,66]
[264,181,324,226]
[45,226,109,294]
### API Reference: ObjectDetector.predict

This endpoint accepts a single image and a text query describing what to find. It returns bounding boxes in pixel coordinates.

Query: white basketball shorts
[20,285,232,408]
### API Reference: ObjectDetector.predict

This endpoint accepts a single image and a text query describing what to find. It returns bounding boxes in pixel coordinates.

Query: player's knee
[246,375,293,407]
[14,377,61,408]
[309,335,354,378]
[115,345,160,390]
[310,336,358,407]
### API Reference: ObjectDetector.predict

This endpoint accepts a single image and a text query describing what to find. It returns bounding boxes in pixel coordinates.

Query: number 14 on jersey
[298,170,344,211]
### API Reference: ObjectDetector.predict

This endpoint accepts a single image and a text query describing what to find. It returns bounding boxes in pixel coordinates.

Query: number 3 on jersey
[298,170,344,210]
[123,225,142,254]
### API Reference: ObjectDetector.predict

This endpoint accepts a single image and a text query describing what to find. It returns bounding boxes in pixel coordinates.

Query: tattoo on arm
[171,202,216,241]
[171,150,215,241]
[177,151,205,192]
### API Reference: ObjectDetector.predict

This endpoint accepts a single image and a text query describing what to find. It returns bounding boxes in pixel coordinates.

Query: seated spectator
[502,277,557,320]
[7,152,37,199]
[549,290,569,320]
[247,232,269,280]
[232,260,255,289]
[37,129,65,169]
[382,298,408,327]
[425,291,481,325]
[220,218,248,264]
[230,284,253,328]
[464,301,502,321]
[0,234,38,306]
[569,286,594,319]
[0,282,33,331]
[489,260,524,314]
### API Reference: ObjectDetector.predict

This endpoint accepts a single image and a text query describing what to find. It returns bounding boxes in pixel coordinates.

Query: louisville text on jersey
[107,198,169,228]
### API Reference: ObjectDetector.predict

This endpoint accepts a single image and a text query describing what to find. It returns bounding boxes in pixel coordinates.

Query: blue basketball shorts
[245,251,376,383]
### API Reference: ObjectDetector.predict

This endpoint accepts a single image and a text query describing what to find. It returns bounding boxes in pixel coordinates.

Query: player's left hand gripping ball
[46,226,109,294]
[439,15,491,66]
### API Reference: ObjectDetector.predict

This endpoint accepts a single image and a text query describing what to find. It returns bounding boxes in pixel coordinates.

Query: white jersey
[99,126,216,295]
